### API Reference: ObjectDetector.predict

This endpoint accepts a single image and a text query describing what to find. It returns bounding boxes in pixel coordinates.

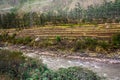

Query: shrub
[84,38,98,50]
[41,67,101,80]
[36,40,53,48]
[73,40,86,51]
[98,41,109,50]
[14,37,24,44]
[73,38,99,51]
[20,60,48,80]
[0,32,17,43]
[56,36,61,42]
[11,33,16,39]
[0,49,48,79]
[14,36,32,45]
[0,50,26,78]
[0,32,32,45]
[23,36,32,44]
[0,32,9,41]
[112,33,120,48]
[6,33,17,43]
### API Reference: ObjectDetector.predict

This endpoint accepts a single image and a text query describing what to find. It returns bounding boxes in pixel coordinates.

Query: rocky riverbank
[2,45,120,64]
[1,45,120,80]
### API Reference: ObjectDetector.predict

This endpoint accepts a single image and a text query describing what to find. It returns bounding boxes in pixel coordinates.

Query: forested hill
[0,0,115,13]
[0,0,120,29]
[0,0,27,6]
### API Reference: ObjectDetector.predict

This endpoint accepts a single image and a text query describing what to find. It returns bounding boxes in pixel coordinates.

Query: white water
[25,52,120,80]
[2,46,120,80]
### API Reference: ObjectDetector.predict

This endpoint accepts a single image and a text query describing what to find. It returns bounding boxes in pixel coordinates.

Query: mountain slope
[0,0,115,13]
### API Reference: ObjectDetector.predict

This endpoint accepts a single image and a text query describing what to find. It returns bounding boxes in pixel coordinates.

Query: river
[2,46,120,80]
[25,53,120,80]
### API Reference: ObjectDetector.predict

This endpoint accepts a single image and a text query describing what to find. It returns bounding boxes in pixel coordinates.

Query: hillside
[0,0,115,13]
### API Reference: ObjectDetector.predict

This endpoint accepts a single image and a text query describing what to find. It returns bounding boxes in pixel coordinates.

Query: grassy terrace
[0,23,120,40]
[0,23,120,58]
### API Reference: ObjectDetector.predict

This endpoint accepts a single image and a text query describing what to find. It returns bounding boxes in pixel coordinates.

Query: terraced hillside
[1,23,120,40]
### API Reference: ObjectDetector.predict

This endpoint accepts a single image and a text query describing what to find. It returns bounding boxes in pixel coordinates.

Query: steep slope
[0,0,115,13]
[0,0,28,13]
[20,0,116,12]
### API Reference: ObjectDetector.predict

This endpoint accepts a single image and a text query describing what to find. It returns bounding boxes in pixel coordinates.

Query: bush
[20,60,48,80]
[41,67,101,80]
[84,38,98,50]
[56,36,61,42]
[73,38,99,51]
[0,49,47,79]
[73,40,86,51]
[98,41,109,50]
[0,32,9,42]
[23,36,32,44]
[14,36,32,45]
[112,33,120,48]
[0,32,32,45]
[0,32,17,43]
[0,50,26,78]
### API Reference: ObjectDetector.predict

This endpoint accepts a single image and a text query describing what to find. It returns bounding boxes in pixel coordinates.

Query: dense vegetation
[0,0,120,29]
[0,32,120,55]
[0,49,101,80]
[0,0,119,79]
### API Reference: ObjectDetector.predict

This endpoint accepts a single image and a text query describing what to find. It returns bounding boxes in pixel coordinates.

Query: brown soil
[0,23,120,39]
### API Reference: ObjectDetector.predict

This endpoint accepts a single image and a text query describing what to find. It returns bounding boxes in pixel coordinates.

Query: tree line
[0,0,120,28]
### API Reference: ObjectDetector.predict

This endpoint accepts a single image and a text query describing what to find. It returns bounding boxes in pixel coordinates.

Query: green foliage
[0,32,9,41]
[56,36,61,42]
[73,40,86,51]
[26,66,101,80]
[0,32,17,43]
[0,50,26,78]
[0,0,120,29]
[84,38,98,50]
[112,33,120,48]
[0,32,32,45]
[0,50,101,80]
[0,31,118,53]
[98,41,109,50]
[41,67,101,80]
[38,40,53,48]
[0,49,48,79]
[14,36,32,45]
[73,38,98,51]
[20,60,48,80]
